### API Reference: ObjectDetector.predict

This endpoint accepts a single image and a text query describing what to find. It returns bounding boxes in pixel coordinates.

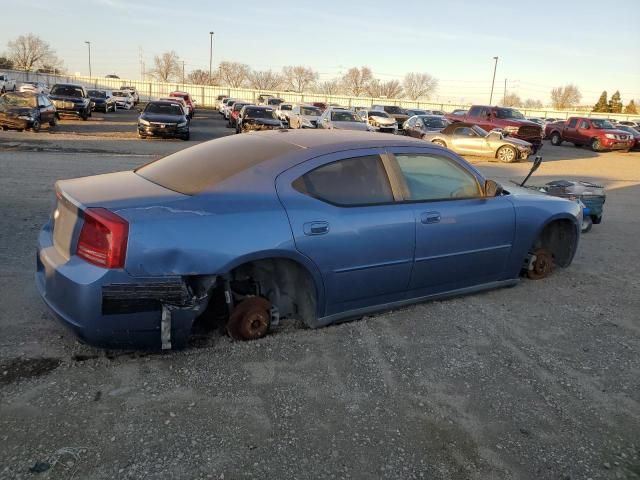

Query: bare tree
[402,72,438,100]
[218,61,250,88]
[248,70,283,91]
[187,69,211,85]
[340,67,373,96]
[524,98,543,108]
[315,79,342,95]
[0,56,14,69]
[502,93,522,107]
[366,79,403,99]
[7,34,60,72]
[550,84,582,110]
[151,51,181,82]
[282,66,318,93]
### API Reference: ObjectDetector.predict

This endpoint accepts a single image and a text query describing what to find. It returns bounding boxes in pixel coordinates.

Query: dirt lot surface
[1,110,639,479]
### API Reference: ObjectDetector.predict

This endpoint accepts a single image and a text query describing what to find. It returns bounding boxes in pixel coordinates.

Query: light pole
[85,41,92,78]
[489,56,498,104]
[208,31,214,85]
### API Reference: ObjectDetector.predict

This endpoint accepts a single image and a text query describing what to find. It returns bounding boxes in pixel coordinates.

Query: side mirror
[484,179,503,197]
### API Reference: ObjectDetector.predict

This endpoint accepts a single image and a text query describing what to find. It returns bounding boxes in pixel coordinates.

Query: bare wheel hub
[527,248,554,280]
[226,296,271,341]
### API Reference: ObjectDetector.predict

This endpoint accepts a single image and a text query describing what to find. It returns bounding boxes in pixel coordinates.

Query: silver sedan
[423,122,534,162]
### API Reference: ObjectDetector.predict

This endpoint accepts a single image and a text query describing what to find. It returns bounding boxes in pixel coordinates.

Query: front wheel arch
[530,217,579,269]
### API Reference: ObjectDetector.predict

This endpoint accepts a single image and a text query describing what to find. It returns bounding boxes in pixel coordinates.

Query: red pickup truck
[446,105,543,151]
[545,117,634,152]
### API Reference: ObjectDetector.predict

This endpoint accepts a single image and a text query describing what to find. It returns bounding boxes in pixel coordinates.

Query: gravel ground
[1,111,639,479]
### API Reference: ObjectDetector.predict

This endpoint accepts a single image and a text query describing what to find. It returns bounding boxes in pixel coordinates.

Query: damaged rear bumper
[35,227,208,350]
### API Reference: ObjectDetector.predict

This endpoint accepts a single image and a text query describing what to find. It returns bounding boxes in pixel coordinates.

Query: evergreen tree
[608,90,623,113]
[623,100,638,115]
[593,91,609,112]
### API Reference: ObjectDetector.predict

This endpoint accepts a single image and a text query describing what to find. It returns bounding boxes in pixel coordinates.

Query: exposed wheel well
[229,258,318,327]
[533,219,578,268]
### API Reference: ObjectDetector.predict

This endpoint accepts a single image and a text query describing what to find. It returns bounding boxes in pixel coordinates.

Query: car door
[406,117,418,137]
[276,149,416,316]
[37,95,52,123]
[386,147,515,296]
[576,119,592,143]
[563,118,579,142]
[450,126,485,155]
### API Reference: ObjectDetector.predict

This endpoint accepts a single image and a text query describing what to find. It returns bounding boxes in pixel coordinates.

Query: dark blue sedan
[36,130,581,349]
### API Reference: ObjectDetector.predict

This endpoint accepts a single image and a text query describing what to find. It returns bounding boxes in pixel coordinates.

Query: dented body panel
[36,131,581,349]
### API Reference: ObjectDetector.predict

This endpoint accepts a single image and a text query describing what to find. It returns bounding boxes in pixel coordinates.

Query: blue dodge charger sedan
[36,130,581,349]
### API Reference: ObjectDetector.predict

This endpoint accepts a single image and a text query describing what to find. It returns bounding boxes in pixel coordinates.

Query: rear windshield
[144,103,183,115]
[245,107,276,119]
[331,111,359,122]
[300,106,321,116]
[88,90,106,98]
[50,85,84,97]
[135,135,298,195]
[384,106,406,114]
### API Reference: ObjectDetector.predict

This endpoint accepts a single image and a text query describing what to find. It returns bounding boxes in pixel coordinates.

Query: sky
[2,0,639,105]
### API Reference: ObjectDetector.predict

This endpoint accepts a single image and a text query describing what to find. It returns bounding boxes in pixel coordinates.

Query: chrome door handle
[421,212,441,224]
[303,221,329,235]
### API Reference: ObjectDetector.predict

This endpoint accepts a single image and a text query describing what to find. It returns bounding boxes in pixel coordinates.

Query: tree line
[152,51,438,100]
[2,34,638,111]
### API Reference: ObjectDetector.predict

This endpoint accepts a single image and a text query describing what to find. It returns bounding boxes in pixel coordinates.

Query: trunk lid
[52,170,187,259]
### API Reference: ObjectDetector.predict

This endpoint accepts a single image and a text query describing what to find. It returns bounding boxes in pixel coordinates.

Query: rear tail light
[77,208,129,269]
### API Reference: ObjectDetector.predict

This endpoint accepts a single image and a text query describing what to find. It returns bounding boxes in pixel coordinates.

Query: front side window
[394,154,482,201]
[568,118,578,128]
[468,106,482,117]
[453,127,477,137]
[293,155,393,206]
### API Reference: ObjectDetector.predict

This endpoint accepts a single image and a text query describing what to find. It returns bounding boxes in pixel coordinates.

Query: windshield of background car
[618,126,639,135]
[144,103,183,115]
[370,111,390,118]
[591,119,614,129]
[301,107,321,116]
[88,90,106,98]
[280,104,292,111]
[112,91,129,97]
[0,94,37,108]
[419,116,448,128]
[472,125,489,136]
[136,135,298,195]
[233,103,249,111]
[331,111,359,122]
[246,107,276,119]
[267,98,283,106]
[385,106,405,114]
[496,108,525,119]
[50,85,84,97]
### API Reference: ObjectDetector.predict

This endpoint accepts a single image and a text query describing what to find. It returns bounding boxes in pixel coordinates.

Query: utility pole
[85,41,92,78]
[503,78,507,106]
[489,56,498,104]
[209,31,214,85]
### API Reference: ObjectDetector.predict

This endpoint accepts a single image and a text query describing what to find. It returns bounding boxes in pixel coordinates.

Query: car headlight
[17,115,33,120]
[177,121,188,127]
[604,133,616,139]
[139,118,150,126]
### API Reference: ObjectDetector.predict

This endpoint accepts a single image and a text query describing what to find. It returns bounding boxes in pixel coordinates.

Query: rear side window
[395,154,482,201]
[293,155,393,206]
